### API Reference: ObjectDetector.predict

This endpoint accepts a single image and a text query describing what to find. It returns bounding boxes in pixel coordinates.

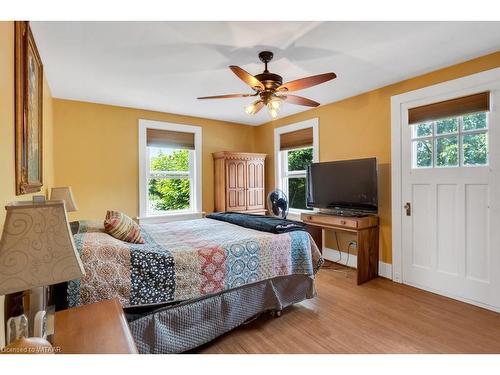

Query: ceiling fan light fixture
[268,98,281,111]
[245,100,263,115]
[268,108,279,119]
[245,103,256,115]
[267,103,280,119]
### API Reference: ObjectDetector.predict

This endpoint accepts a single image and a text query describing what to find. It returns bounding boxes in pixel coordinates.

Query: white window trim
[138,119,202,223]
[391,67,500,284]
[274,118,319,219]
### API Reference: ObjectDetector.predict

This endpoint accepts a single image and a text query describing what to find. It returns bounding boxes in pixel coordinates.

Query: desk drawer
[302,214,358,229]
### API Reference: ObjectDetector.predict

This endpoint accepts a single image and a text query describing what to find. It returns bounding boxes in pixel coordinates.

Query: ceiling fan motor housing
[255,72,283,90]
[256,50,283,95]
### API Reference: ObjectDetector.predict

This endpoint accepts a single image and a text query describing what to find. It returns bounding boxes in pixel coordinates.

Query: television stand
[301,212,379,285]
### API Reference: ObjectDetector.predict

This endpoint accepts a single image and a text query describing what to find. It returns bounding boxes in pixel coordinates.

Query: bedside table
[53,299,138,354]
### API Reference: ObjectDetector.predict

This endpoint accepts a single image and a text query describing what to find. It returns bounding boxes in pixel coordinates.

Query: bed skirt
[125,274,316,354]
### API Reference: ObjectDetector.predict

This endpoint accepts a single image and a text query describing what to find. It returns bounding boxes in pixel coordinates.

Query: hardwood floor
[197,262,500,353]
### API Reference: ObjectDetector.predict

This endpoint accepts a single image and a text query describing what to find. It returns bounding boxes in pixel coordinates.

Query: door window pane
[436,118,458,135]
[462,133,488,166]
[412,123,433,138]
[413,139,433,168]
[462,112,487,131]
[288,177,311,210]
[287,148,313,171]
[436,136,458,167]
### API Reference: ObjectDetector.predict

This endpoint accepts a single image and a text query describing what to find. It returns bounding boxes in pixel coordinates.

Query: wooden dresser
[213,152,267,215]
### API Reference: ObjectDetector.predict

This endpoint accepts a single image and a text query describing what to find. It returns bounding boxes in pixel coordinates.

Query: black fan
[267,189,289,219]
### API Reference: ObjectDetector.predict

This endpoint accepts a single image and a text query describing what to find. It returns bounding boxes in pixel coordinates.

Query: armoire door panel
[225,159,247,211]
[247,159,265,210]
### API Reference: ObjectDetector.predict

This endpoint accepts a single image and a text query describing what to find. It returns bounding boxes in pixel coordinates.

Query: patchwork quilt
[68,218,323,308]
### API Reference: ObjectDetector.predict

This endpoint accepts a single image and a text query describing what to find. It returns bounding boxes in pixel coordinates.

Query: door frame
[391,67,500,284]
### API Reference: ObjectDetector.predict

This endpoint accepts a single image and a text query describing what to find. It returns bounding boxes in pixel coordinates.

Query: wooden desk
[53,299,138,354]
[301,213,379,285]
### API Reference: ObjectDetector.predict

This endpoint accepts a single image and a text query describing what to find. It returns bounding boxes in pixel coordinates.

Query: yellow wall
[254,50,500,264]
[0,21,55,347]
[52,99,257,221]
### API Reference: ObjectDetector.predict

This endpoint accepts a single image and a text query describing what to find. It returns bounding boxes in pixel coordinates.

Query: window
[139,120,202,220]
[147,147,193,213]
[412,112,489,168]
[275,119,319,213]
[281,147,314,210]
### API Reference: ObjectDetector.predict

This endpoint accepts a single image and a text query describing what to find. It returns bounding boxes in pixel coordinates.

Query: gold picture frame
[15,21,43,195]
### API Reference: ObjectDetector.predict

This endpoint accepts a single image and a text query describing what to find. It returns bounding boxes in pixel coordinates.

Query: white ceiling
[31,21,500,125]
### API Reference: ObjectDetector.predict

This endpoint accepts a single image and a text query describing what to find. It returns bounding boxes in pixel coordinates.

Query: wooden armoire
[213,152,267,215]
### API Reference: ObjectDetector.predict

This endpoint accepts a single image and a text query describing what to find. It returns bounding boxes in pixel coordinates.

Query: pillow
[104,210,144,244]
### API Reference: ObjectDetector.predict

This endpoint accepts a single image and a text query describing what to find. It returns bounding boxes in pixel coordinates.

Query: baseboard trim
[403,279,500,313]
[322,247,393,279]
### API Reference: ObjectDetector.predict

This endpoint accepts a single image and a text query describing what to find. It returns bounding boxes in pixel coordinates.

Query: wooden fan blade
[246,100,264,115]
[277,72,336,92]
[281,94,320,107]
[253,101,265,114]
[197,93,257,99]
[229,65,265,91]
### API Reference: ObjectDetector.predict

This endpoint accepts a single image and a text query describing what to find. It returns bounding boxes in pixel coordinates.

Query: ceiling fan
[197,51,336,119]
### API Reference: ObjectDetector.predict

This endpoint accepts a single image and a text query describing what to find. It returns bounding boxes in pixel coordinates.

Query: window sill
[137,211,204,224]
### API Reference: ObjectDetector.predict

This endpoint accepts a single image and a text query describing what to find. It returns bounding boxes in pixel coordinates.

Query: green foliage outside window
[288,147,313,171]
[436,136,458,167]
[415,139,433,167]
[463,112,487,131]
[287,148,313,210]
[148,149,191,211]
[414,113,488,168]
[414,122,433,137]
[463,133,488,165]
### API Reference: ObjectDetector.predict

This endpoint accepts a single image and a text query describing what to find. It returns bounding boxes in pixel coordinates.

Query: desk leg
[356,227,379,285]
[305,225,323,254]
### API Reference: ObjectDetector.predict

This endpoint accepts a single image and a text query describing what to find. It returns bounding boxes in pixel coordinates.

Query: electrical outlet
[349,241,358,249]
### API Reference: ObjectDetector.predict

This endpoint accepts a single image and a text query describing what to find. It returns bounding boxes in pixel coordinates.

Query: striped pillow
[104,210,144,244]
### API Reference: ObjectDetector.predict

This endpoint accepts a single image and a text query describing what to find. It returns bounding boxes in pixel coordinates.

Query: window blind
[146,128,195,150]
[280,127,313,150]
[408,91,490,125]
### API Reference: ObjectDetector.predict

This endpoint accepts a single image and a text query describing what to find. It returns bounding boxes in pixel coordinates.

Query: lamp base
[6,314,28,345]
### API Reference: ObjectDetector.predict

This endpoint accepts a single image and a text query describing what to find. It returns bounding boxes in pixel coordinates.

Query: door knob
[404,202,411,216]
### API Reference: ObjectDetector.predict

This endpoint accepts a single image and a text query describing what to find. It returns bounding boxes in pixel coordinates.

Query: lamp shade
[0,200,85,295]
[50,187,78,212]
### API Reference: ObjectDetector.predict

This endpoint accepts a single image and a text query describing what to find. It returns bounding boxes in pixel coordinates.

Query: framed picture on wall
[15,21,43,195]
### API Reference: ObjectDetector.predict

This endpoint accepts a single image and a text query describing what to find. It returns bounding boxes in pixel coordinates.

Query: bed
[60,216,323,353]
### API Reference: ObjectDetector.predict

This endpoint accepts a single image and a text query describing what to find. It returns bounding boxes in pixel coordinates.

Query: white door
[401,87,500,311]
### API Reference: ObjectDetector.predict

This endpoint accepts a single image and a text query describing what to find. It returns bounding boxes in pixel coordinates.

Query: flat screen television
[306,157,378,214]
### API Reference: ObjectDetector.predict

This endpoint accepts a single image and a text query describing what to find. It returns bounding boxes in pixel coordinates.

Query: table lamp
[0,199,85,345]
[50,186,78,212]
